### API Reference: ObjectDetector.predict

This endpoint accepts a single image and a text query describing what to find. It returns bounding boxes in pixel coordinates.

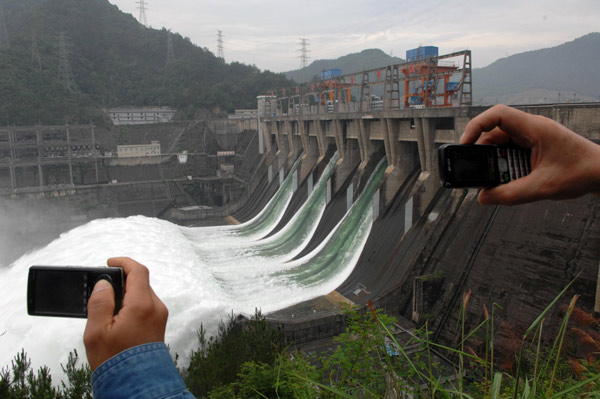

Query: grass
[2,281,599,398]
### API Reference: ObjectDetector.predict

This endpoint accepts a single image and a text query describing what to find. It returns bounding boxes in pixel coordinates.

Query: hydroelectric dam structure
[2,50,600,365]
[164,50,600,355]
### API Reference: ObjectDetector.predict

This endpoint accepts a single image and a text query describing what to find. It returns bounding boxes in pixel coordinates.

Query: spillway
[0,153,384,382]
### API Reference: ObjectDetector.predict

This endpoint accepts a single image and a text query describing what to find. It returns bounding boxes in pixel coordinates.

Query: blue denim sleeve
[91,342,196,399]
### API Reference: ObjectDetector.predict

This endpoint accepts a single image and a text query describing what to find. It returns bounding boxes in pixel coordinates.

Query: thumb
[478,173,544,206]
[87,279,115,324]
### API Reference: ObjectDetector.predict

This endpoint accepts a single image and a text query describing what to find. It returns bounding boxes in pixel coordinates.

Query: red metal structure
[265,50,472,116]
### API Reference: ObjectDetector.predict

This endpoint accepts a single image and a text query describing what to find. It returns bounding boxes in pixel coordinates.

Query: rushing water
[0,155,385,380]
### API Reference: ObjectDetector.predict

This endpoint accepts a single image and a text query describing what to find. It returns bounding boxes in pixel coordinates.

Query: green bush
[3,288,599,398]
[182,309,287,397]
[0,349,91,399]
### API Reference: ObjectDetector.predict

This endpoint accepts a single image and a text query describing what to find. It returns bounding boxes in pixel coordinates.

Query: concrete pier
[260,102,600,349]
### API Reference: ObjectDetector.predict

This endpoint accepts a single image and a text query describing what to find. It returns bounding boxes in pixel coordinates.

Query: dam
[165,98,600,359]
[1,97,599,375]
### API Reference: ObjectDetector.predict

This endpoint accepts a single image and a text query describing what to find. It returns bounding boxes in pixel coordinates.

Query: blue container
[409,96,423,105]
[406,48,418,62]
[407,46,438,62]
[423,80,435,90]
[419,46,438,59]
[320,69,342,80]
[446,82,460,91]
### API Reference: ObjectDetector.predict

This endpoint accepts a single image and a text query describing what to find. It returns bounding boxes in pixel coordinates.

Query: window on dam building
[116,141,161,158]
[105,107,176,126]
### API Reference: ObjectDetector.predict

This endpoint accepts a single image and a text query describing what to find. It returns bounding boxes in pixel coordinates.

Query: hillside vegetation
[284,34,600,105]
[0,0,292,125]
[473,33,600,103]
[284,48,404,83]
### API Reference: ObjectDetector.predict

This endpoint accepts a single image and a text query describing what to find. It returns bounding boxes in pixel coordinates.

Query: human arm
[84,257,195,399]
[460,104,600,205]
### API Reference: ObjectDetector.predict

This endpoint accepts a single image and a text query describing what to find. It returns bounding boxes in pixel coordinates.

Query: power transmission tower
[217,30,224,60]
[0,6,9,50]
[31,29,42,70]
[297,38,310,68]
[166,31,175,65]
[58,32,76,92]
[136,0,148,27]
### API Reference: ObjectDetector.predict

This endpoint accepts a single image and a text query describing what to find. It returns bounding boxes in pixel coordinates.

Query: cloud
[109,0,600,71]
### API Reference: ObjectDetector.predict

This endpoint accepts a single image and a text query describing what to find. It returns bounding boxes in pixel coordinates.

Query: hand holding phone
[439,143,531,188]
[84,257,169,371]
[459,105,600,205]
[27,266,125,318]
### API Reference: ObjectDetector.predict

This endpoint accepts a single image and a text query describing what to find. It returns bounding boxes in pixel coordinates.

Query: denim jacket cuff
[91,342,190,399]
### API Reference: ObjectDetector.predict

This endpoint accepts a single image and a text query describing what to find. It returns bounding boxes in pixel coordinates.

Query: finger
[107,257,154,308]
[461,105,536,147]
[85,279,115,334]
[475,127,511,145]
[107,257,151,291]
[478,172,545,206]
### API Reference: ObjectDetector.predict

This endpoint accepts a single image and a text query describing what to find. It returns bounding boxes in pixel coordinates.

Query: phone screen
[439,144,500,188]
[28,266,124,318]
[33,269,88,316]
[450,147,496,183]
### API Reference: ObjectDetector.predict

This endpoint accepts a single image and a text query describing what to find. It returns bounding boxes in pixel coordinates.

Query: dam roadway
[165,102,600,355]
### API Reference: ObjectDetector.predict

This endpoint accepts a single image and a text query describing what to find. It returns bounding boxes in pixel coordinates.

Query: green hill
[283,34,600,105]
[0,0,292,125]
[473,33,600,104]
[284,48,404,83]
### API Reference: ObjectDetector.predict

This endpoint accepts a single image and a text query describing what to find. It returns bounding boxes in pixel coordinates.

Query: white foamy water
[0,155,381,381]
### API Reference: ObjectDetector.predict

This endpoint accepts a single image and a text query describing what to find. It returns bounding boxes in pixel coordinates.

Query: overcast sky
[109,0,599,72]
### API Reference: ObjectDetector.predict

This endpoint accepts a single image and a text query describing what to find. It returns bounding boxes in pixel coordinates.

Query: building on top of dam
[228,109,258,120]
[105,107,176,125]
[116,141,161,158]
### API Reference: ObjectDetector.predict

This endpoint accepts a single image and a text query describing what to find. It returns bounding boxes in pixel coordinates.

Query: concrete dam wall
[2,103,598,357]
[0,120,261,263]
[254,103,600,352]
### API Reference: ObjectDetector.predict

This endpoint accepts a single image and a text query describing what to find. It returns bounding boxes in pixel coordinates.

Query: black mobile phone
[438,143,531,188]
[27,266,125,318]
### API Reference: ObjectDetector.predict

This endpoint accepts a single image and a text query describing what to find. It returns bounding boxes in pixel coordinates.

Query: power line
[0,6,9,50]
[31,29,42,70]
[166,31,175,65]
[217,30,224,60]
[136,0,148,27]
[58,32,76,92]
[297,38,310,68]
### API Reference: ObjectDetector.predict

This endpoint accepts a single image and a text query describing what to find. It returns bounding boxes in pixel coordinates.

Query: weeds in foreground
[207,280,600,398]
[0,349,91,399]
[2,282,599,398]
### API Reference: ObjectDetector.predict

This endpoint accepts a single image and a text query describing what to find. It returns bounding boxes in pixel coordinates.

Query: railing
[259,50,472,118]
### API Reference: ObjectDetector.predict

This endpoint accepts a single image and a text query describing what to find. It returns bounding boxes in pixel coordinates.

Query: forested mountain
[0,0,292,125]
[473,33,600,104]
[284,34,600,105]
[284,49,404,83]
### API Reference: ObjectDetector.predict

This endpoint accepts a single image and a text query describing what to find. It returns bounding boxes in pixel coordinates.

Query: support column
[383,118,399,170]
[261,121,272,153]
[284,120,295,158]
[315,120,326,161]
[35,126,43,187]
[274,122,282,155]
[357,119,370,167]
[333,119,344,162]
[298,120,310,159]
[415,117,435,173]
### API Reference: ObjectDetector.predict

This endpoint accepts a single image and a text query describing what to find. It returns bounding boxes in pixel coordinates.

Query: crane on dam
[264,48,472,116]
